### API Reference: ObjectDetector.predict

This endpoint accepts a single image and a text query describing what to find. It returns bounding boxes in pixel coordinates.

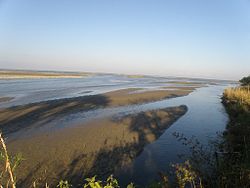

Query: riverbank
[7,105,187,187]
[220,86,250,187]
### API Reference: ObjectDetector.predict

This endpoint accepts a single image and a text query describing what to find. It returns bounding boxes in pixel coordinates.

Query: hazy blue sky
[0,0,249,80]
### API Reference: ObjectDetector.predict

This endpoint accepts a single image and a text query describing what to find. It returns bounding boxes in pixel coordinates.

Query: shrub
[239,76,250,86]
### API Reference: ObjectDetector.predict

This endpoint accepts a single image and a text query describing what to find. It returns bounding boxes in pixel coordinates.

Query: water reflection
[116,85,229,186]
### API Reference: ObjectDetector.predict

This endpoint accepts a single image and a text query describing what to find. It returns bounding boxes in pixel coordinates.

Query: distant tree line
[240,75,250,86]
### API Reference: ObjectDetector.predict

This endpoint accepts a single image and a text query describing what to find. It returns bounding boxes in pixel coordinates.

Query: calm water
[0,75,233,186]
[116,85,229,186]
[0,74,225,108]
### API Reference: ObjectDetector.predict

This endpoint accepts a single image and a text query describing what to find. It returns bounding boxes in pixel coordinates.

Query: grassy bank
[220,86,250,187]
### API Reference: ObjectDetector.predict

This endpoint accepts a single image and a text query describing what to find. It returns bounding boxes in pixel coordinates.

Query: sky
[0,0,249,80]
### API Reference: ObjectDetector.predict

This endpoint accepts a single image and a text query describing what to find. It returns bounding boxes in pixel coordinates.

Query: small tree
[239,76,250,86]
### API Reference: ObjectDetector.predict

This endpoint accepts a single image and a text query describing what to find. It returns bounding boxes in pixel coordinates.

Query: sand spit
[104,88,193,106]
[0,88,194,135]
[7,105,187,187]
[161,85,204,91]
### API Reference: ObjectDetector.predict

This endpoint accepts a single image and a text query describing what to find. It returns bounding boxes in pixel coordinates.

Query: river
[0,75,232,186]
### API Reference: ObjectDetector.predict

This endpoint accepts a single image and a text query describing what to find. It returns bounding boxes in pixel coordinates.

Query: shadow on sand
[16,105,187,187]
[0,95,110,135]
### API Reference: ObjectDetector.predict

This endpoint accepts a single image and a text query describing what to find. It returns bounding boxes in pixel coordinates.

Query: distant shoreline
[0,70,90,79]
[0,69,238,82]
[0,75,85,79]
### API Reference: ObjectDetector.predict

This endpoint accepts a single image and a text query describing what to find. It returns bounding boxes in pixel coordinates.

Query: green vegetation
[172,160,203,188]
[239,75,250,86]
[220,83,250,187]
[56,175,135,188]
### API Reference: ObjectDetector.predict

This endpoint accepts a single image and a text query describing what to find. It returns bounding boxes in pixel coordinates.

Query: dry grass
[223,86,250,106]
[0,132,16,188]
[221,86,250,187]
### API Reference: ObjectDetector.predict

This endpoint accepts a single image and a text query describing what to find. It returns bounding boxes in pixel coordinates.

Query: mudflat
[0,97,14,103]
[104,88,193,106]
[0,86,195,187]
[0,88,194,134]
[8,105,188,187]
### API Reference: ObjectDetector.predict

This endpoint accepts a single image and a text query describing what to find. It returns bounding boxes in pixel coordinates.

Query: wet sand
[0,97,14,103]
[104,88,193,106]
[161,86,203,90]
[7,105,187,187]
[0,87,195,187]
[0,88,194,135]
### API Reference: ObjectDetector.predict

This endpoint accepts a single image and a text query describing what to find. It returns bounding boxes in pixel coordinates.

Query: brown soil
[105,88,192,106]
[0,97,14,103]
[0,88,193,135]
[162,86,202,90]
[7,105,187,187]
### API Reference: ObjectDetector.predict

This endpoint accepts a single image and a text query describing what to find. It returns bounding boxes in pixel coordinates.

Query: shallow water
[0,74,223,108]
[116,85,229,186]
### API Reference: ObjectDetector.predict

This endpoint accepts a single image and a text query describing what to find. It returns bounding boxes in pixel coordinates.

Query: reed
[220,85,250,187]
[223,86,250,106]
[0,132,16,188]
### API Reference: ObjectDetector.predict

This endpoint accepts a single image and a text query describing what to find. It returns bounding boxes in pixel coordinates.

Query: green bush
[239,76,250,86]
